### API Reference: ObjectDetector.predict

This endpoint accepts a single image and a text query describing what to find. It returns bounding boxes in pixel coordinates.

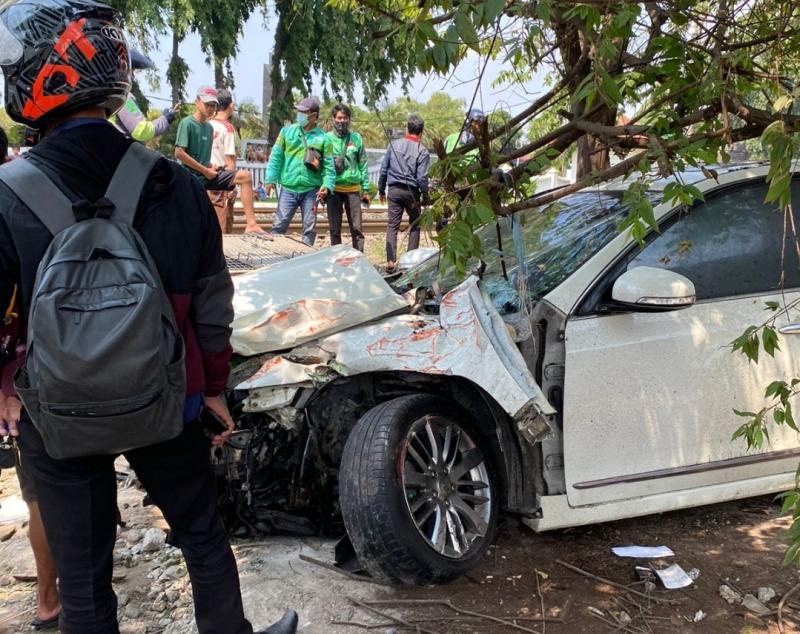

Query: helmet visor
[0,15,23,65]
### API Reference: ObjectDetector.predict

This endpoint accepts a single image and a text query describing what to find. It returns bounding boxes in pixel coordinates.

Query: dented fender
[237,277,556,444]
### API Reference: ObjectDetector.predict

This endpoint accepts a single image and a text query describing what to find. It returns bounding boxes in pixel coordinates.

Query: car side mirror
[612,266,696,310]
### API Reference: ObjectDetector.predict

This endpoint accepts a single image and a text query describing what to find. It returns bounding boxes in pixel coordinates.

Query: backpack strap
[0,158,77,235]
[104,143,161,226]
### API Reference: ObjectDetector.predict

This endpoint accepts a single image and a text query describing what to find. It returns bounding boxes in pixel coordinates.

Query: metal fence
[237,148,387,189]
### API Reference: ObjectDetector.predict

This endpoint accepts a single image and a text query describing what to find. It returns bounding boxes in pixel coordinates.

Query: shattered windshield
[397,191,631,313]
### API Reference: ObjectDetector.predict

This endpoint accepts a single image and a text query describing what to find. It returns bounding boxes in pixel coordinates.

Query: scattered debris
[298,554,389,587]
[777,580,800,632]
[692,609,707,622]
[140,527,166,553]
[0,526,15,542]
[612,545,675,558]
[742,593,771,616]
[688,568,701,581]
[556,559,684,605]
[341,598,555,633]
[652,563,694,590]
[759,587,777,604]
[719,584,743,604]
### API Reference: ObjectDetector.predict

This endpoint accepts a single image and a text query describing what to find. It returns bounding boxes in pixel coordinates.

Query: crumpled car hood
[231,245,412,355]
[236,276,556,445]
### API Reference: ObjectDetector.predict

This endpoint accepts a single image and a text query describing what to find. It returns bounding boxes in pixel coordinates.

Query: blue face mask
[296,112,309,126]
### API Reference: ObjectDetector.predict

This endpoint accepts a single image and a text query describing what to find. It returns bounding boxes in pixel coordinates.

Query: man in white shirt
[207,89,267,235]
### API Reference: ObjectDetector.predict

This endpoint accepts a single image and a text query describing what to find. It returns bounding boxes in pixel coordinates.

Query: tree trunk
[267,4,292,143]
[576,135,611,178]
[214,60,226,90]
[170,29,181,106]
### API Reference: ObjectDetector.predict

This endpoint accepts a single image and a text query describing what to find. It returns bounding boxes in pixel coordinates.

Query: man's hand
[203,395,234,447]
[203,166,218,181]
[266,184,276,197]
[0,394,21,438]
[318,187,329,203]
[361,194,371,207]
[379,193,386,205]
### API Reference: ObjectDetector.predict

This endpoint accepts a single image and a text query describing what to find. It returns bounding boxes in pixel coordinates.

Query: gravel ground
[2,463,799,634]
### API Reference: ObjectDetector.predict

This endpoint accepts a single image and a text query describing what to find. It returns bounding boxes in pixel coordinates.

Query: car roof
[597,161,770,193]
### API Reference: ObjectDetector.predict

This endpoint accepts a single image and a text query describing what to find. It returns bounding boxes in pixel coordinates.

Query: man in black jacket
[0,2,296,633]
[378,115,431,272]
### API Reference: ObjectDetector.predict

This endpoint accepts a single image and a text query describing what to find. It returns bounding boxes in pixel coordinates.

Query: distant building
[262,61,272,124]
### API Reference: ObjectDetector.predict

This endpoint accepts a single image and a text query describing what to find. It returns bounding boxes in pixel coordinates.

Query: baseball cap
[295,96,321,113]
[197,86,219,104]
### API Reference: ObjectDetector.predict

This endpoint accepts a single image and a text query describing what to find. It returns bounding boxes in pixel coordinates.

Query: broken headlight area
[212,394,344,538]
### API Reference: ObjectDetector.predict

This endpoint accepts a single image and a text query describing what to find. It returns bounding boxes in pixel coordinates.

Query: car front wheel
[339,393,499,585]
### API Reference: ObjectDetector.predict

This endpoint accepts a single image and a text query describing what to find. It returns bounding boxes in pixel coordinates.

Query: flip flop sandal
[32,615,59,630]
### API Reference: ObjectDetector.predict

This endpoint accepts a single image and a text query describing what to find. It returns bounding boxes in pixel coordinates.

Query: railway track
[229,205,405,235]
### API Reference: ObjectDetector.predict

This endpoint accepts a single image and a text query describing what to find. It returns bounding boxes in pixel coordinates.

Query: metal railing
[237,150,387,189]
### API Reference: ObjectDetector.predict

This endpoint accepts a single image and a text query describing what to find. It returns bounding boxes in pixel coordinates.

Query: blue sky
[144,9,544,117]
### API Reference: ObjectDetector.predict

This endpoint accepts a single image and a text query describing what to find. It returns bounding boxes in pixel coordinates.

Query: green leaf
[431,43,447,70]
[454,10,479,52]
[763,326,781,358]
[417,21,437,42]
[597,67,623,106]
[765,300,780,311]
[483,0,506,22]
[773,95,794,113]
[535,0,551,23]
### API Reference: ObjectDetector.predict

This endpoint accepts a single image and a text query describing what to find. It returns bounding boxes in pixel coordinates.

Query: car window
[627,180,800,300]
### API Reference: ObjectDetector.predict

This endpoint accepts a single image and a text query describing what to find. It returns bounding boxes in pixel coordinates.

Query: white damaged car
[219,163,800,584]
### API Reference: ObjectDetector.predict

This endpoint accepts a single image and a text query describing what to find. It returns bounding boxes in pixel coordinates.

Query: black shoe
[255,609,298,634]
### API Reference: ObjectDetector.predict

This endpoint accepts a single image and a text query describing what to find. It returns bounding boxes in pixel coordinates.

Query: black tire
[339,393,499,585]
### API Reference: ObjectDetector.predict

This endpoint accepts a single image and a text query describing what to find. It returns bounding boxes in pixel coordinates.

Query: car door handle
[779,323,800,335]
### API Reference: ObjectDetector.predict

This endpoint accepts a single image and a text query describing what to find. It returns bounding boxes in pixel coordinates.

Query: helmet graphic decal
[21,18,97,121]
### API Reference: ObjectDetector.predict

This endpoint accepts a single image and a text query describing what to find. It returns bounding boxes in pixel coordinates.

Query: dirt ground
[2,463,799,634]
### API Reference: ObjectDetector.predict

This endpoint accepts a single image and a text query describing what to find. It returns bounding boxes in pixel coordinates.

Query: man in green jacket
[444,108,486,158]
[111,50,176,143]
[325,103,370,251]
[266,96,335,246]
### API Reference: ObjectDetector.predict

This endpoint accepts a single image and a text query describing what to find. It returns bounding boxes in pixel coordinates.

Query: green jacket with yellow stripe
[325,130,370,193]
[266,124,335,193]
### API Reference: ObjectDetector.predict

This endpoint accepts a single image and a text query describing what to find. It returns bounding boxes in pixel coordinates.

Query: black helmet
[0,0,130,129]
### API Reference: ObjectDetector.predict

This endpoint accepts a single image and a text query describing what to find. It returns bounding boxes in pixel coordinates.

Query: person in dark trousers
[378,115,431,272]
[0,127,60,631]
[0,2,297,633]
[325,103,370,251]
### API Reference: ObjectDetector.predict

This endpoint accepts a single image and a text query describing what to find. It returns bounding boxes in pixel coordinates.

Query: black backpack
[0,143,185,459]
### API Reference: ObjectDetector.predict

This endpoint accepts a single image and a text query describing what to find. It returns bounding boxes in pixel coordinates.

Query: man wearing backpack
[325,103,370,252]
[265,96,335,246]
[0,127,60,631]
[0,2,297,633]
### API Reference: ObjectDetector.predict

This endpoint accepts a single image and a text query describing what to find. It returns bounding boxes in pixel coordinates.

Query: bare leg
[235,170,267,234]
[27,502,60,621]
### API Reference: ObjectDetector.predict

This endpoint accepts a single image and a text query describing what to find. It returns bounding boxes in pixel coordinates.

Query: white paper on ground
[653,564,693,589]
[611,546,675,558]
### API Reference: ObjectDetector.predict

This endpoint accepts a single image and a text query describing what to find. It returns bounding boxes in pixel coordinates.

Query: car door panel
[562,179,800,508]
[564,292,800,506]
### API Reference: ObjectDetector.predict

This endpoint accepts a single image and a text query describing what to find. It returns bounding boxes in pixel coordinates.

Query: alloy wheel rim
[400,415,492,560]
